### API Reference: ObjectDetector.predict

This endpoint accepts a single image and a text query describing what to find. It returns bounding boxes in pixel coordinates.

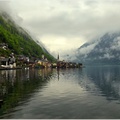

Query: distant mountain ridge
[0,12,55,61]
[76,32,120,65]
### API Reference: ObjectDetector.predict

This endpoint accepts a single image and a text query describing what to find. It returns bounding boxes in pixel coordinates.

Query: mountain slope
[0,12,55,61]
[77,32,120,65]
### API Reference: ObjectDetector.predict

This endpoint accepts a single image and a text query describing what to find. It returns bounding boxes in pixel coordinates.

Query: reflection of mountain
[78,66,120,101]
[0,68,53,117]
[77,32,120,65]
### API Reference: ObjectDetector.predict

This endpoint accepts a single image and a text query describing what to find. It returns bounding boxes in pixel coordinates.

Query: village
[0,43,83,70]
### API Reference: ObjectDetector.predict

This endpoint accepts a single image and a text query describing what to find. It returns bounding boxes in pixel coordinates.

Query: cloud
[2,0,120,58]
[103,53,114,59]
[111,37,120,51]
[0,1,11,12]
[16,0,120,38]
[38,35,85,57]
[0,1,23,24]
[78,40,100,55]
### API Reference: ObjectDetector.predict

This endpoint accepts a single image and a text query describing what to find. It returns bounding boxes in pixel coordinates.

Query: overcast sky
[1,0,120,58]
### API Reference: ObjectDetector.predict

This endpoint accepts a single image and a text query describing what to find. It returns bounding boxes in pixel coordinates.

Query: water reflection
[1,66,120,118]
[84,66,120,101]
[0,68,53,116]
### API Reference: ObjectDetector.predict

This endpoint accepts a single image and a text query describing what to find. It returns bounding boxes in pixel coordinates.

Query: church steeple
[57,53,59,61]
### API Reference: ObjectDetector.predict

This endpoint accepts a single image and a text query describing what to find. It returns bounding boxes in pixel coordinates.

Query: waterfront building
[0,57,16,69]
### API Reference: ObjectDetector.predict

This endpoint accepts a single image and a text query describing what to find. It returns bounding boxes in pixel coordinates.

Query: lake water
[0,66,120,119]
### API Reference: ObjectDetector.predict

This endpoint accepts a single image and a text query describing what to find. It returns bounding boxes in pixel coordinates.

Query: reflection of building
[0,68,54,111]
[57,69,59,80]
[1,70,16,84]
[38,68,52,79]
[0,100,3,108]
[25,68,30,80]
[0,70,17,103]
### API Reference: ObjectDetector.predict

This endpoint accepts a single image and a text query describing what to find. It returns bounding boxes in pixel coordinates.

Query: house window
[1,61,7,65]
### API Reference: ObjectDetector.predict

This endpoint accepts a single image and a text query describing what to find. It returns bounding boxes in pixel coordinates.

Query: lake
[0,66,120,119]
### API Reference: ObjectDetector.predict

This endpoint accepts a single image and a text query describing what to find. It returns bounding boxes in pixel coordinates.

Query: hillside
[0,12,55,62]
[76,32,120,65]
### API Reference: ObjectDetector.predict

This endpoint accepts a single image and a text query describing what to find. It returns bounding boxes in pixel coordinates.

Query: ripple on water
[1,67,120,118]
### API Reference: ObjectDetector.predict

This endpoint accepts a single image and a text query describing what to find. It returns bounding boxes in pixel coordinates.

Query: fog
[1,0,120,59]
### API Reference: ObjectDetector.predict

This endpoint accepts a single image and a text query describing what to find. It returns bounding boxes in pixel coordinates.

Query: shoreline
[0,67,22,70]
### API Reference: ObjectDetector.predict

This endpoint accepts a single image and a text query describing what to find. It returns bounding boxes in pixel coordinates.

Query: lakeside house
[17,55,29,63]
[0,57,16,69]
[56,54,83,68]
[36,55,52,68]
[0,51,82,69]
[0,43,8,50]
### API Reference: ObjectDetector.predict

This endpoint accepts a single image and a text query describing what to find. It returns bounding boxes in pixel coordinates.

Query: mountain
[0,12,55,61]
[76,32,120,65]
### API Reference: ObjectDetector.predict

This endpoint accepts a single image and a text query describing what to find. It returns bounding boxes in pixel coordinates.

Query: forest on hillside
[0,13,55,62]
